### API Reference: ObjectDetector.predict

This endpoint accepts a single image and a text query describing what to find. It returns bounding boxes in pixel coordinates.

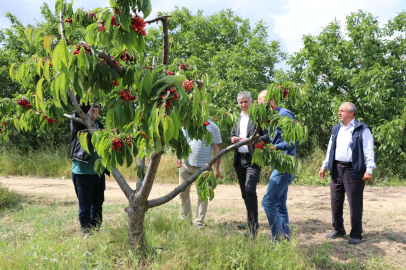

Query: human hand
[362,172,372,182]
[318,169,326,179]
[175,160,182,168]
[270,145,276,150]
[214,169,221,178]
[231,136,240,144]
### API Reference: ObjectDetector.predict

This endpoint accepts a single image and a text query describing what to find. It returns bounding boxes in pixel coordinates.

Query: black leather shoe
[236,223,248,230]
[348,237,362,245]
[325,230,346,239]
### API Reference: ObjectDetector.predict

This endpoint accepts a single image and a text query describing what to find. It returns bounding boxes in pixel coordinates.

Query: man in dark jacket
[71,104,106,235]
[319,102,376,245]
[230,91,270,237]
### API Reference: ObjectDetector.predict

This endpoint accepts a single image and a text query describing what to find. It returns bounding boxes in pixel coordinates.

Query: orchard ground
[1,175,406,268]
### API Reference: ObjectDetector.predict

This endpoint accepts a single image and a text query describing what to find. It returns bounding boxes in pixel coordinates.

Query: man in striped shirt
[176,119,222,229]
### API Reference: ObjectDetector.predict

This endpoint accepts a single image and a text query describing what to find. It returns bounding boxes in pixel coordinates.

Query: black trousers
[235,153,261,233]
[72,173,106,231]
[330,163,365,239]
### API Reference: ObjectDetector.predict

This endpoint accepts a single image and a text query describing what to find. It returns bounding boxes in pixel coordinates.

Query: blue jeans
[262,169,294,239]
[72,173,105,231]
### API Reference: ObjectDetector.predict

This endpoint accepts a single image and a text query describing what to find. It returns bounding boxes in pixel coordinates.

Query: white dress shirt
[238,113,250,153]
[321,119,376,174]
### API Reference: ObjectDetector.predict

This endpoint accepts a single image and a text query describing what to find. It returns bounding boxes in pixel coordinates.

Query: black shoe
[236,223,248,230]
[325,230,346,239]
[348,237,362,245]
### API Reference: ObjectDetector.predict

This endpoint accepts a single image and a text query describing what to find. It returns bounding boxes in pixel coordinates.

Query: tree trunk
[125,202,148,249]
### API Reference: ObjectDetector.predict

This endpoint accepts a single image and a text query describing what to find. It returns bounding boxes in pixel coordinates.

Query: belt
[336,161,352,166]
[238,152,249,157]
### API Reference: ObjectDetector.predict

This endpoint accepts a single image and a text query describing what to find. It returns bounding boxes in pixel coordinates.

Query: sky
[1,0,405,69]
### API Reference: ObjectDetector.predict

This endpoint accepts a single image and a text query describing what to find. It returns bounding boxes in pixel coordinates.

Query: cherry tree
[2,0,308,249]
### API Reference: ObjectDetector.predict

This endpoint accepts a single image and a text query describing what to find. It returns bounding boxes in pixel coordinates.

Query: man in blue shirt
[176,119,222,229]
[258,90,297,241]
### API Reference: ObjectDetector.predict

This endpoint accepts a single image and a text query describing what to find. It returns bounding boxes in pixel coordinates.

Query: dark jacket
[328,118,371,179]
[230,114,270,167]
[70,111,103,163]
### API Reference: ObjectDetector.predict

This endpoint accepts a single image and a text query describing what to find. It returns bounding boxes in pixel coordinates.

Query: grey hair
[237,91,252,101]
[343,102,356,115]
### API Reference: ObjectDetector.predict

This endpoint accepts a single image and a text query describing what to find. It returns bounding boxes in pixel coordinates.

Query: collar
[240,112,249,118]
[340,118,355,128]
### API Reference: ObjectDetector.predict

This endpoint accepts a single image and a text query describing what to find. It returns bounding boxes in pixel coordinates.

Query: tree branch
[147,132,260,208]
[136,134,165,204]
[59,10,66,39]
[97,50,124,75]
[67,89,92,128]
[111,168,134,201]
[62,113,85,125]
[145,15,171,24]
[88,97,97,120]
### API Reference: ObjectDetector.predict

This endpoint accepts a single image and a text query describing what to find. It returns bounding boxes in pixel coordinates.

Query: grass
[0,193,393,270]
[0,183,22,210]
[1,144,405,186]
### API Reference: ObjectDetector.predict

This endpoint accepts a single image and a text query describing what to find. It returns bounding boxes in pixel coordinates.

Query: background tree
[2,0,307,251]
[145,7,286,110]
[284,10,406,179]
[0,3,85,149]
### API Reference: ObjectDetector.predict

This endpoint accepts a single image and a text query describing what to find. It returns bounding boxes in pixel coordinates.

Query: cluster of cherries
[203,121,210,126]
[179,64,187,69]
[280,86,289,99]
[42,58,53,68]
[73,44,92,55]
[89,12,97,20]
[182,80,194,91]
[98,23,106,32]
[112,80,119,87]
[65,18,73,23]
[120,53,134,62]
[111,15,119,26]
[132,16,147,36]
[43,114,55,124]
[111,138,124,151]
[166,71,174,75]
[140,132,147,139]
[17,98,31,109]
[119,89,136,101]
[254,141,265,149]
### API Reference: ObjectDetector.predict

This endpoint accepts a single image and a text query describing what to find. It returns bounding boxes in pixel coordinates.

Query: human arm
[362,128,375,181]
[274,108,298,150]
[318,135,333,179]
[212,144,221,178]
[175,160,182,168]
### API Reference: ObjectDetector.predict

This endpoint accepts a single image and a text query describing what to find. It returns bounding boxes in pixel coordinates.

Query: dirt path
[1,176,406,268]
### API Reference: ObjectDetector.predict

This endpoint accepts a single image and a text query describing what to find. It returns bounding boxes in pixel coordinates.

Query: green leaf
[142,69,152,96]
[125,145,133,167]
[36,78,45,112]
[163,115,174,145]
[78,131,90,154]
[170,110,180,139]
[77,48,88,75]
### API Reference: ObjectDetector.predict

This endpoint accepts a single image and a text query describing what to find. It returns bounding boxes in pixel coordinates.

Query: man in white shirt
[230,91,270,237]
[319,102,376,245]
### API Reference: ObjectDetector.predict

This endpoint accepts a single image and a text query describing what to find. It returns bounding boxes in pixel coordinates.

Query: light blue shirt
[183,119,222,167]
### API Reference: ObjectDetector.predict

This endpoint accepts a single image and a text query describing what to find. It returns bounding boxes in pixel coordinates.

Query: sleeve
[230,124,237,142]
[362,128,376,174]
[211,125,222,145]
[258,126,271,144]
[274,109,298,150]
[321,135,332,170]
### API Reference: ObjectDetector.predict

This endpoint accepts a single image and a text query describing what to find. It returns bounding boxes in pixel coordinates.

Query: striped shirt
[183,119,222,167]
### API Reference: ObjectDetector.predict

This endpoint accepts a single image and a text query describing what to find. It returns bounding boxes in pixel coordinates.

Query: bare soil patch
[1,176,406,268]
